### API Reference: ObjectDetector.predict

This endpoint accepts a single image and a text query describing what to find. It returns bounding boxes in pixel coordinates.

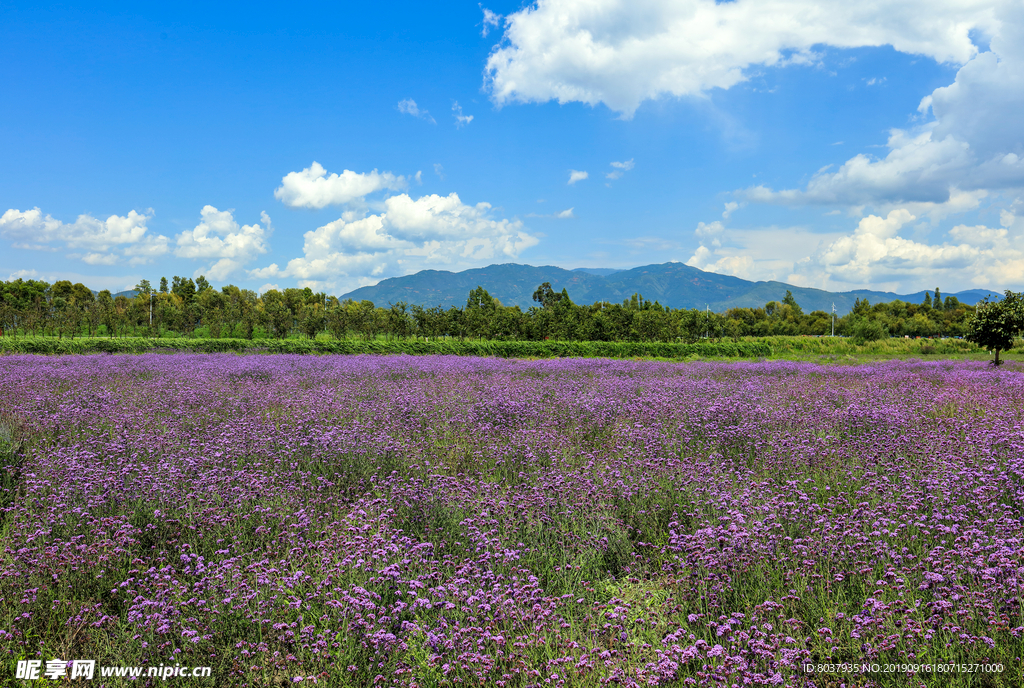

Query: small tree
[532,282,563,309]
[849,317,888,345]
[966,291,1023,366]
[782,290,803,315]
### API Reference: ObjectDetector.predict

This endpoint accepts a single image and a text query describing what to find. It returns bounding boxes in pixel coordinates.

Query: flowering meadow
[1,354,1022,687]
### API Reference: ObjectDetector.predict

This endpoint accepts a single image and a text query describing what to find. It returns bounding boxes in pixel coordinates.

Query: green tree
[300,301,326,339]
[466,286,498,338]
[172,276,196,303]
[327,298,352,339]
[113,295,130,338]
[966,291,1023,366]
[97,291,115,338]
[531,282,563,309]
[848,317,888,344]
[261,290,293,338]
[782,290,803,315]
[159,277,169,293]
[197,288,225,337]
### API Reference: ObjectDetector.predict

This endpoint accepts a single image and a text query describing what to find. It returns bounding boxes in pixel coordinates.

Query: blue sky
[2,0,1022,296]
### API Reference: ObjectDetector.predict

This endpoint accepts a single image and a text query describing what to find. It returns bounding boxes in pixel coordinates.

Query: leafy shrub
[848,318,889,344]
[0,337,772,359]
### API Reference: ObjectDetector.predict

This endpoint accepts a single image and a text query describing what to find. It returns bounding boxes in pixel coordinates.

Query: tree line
[0,274,992,344]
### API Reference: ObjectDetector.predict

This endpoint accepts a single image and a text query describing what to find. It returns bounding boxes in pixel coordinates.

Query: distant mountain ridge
[340,262,1000,316]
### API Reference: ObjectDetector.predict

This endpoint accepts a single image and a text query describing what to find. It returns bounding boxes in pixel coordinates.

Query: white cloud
[434,163,445,179]
[7,269,45,281]
[687,220,737,273]
[452,101,474,127]
[5,268,144,291]
[274,162,408,209]
[686,220,763,280]
[0,207,169,265]
[723,4,1024,292]
[686,247,758,281]
[743,4,1024,210]
[568,170,588,185]
[257,283,280,295]
[527,207,575,218]
[81,252,120,266]
[398,98,436,124]
[250,191,539,293]
[175,206,272,281]
[805,209,1024,289]
[485,0,1003,117]
[685,207,1024,291]
[722,202,740,219]
[694,220,724,246]
[481,7,502,37]
[606,159,634,180]
[123,234,172,266]
[744,130,981,209]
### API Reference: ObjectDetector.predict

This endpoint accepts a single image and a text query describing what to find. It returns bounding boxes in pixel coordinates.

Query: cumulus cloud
[713,4,1024,291]
[568,170,588,185]
[485,0,1003,117]
[274,162,408,209]
[0,207,169,265]
[685,207,1024,291]
[743,3,1024,210]
[686,247,758,281]
[452,102,474,127]
[249,192,539,293]
[606,159,634,181]
[398,98,436,124]
[8,269,45,281]
[6,268,145,291]
[744,130,983,210]
[685,220,763,280]
[175,206,272,280]
[806,209,1024,288]
[481,7,502,37]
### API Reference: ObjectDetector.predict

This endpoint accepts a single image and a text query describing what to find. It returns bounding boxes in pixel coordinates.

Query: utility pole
[831,302,836,337]
[706,304,709,339]
[149,291,153,328]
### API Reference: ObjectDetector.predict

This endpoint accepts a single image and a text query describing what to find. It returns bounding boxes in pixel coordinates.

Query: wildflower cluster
[0,355,1021,686]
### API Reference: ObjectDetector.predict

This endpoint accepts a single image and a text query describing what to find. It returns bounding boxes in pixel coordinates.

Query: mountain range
[339,262,1000,316]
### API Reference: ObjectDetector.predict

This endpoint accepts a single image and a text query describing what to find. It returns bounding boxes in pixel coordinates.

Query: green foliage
[781,289,803,315]
[848,317,888,344]
[0,276,985,345]
[0,336,772,359]
[965,291,1024,365]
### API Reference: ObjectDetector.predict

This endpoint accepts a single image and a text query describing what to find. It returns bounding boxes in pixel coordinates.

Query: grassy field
[2,354,1022,686]
[1,334,1021,363]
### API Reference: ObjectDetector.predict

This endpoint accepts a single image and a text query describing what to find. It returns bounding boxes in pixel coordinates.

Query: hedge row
[754,336,985,355]
[0,337,772,359]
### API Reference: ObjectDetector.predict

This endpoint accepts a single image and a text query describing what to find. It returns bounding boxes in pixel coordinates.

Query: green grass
[0,336,771,358]
[3,334,1022,366]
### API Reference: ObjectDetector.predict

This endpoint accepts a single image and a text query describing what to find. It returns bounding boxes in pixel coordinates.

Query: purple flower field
[1,354,1022,687]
